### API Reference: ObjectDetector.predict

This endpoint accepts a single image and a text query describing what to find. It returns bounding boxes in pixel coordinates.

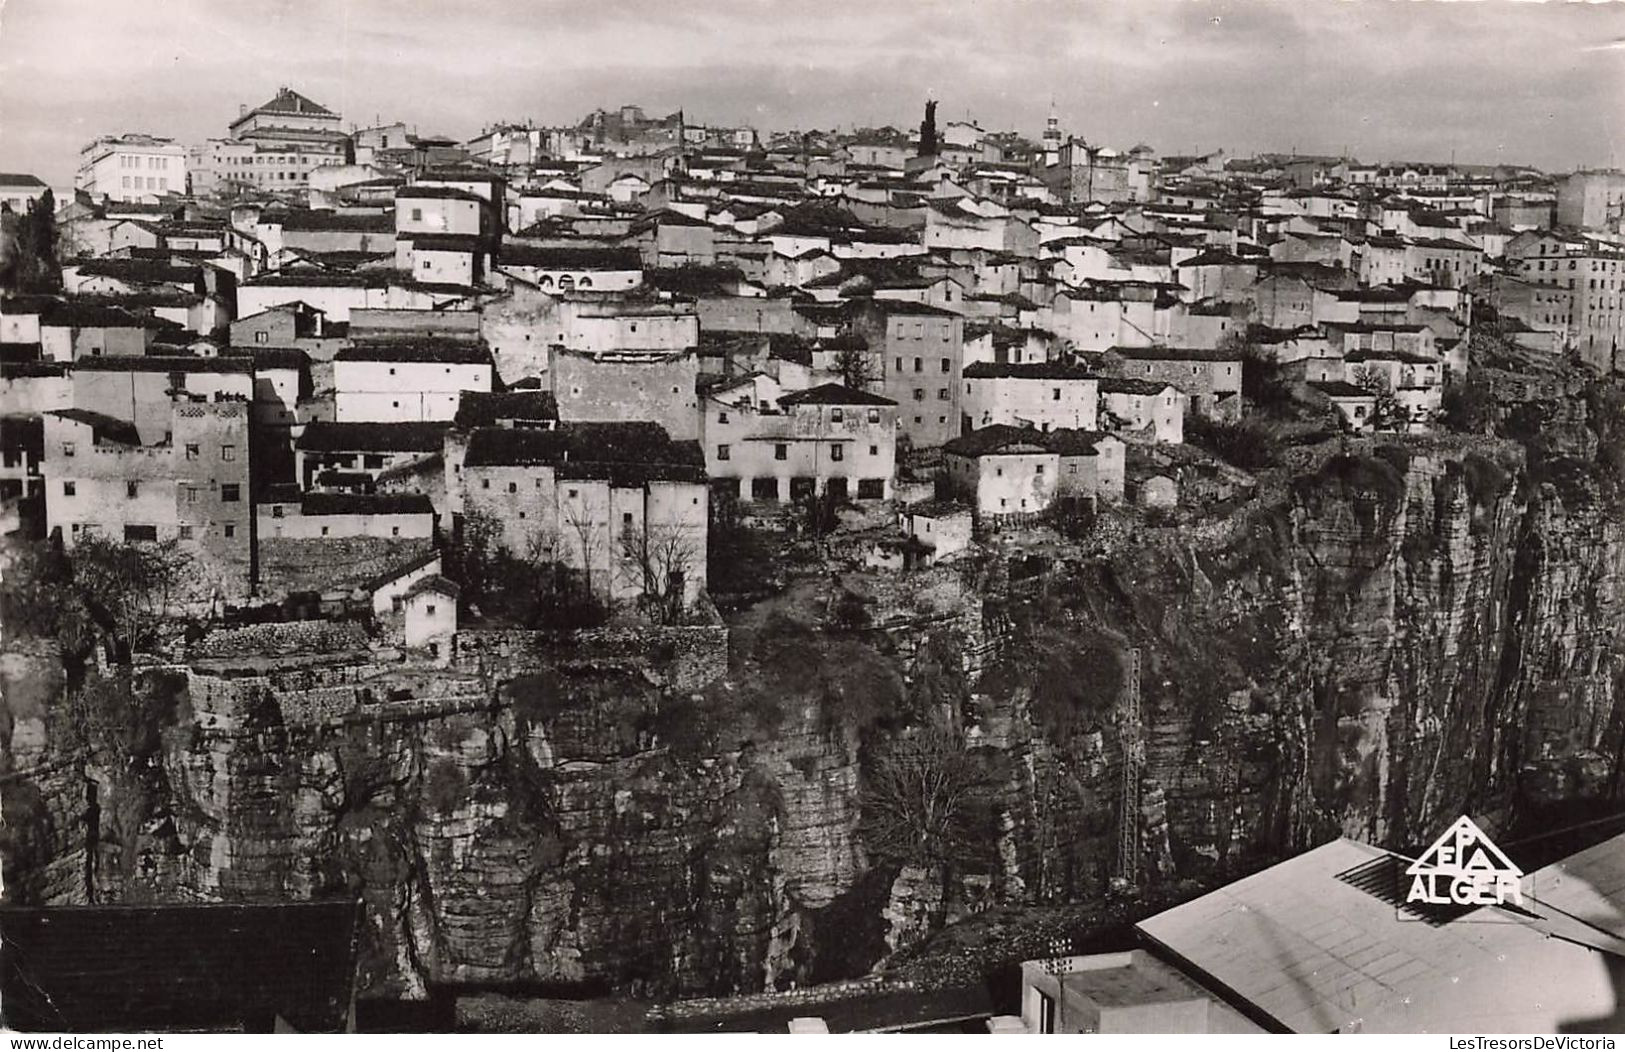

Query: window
[481,478,491,489]
[774,443,788,461]
[831,407,844,422]
[1053,387,1062,401]
[508,482,518,494]
[941,358,950,373]
[567,488,578,498]
[426,604,437,617]
[623,512,633,525]
[1035,464,1045,475]
[62,442,75,457]
[870,445,879,455]
[63,481,75,496]
[221,445,236,461]
[179,525,194,539]
[411,208,422,222]
[867,408,880,423]
[717,444,731,460]
[124,524,157,543]
[830,445,844,462]
[392,526,401,537]
[914,357,923,372]
[938,388,949,400]
[895,357,903,371]
[857,478,884,500]
[271,504,284,518]
[185,443,199,460]
[187,487,200,503]
[127,481,140,499]
[221,484,241,502]
[224,523,236,538]
[718,411,729,424]
[913,389,924,401]
[320,525,330,537]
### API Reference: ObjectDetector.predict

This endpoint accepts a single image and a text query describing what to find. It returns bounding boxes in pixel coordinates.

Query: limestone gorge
[5,403,1624,1005]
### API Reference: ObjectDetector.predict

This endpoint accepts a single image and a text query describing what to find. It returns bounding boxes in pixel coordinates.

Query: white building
[962,362,1098,433]
[331,338,495,423]
[76,134,188,202]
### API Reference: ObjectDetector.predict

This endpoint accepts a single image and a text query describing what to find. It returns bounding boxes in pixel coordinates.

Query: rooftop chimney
[239,104,248,117]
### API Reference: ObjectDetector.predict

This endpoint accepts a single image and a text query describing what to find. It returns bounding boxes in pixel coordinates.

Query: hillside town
[4,89,1619,634]
[6,78,1625,1036]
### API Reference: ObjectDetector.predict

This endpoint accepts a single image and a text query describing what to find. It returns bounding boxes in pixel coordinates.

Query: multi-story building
[550,346,700,441]
[331,338,495,423]
[853,299,964,450]
[962,362,1098,433]
[1504,231,1625,372]
[1103,346,1243,421]
[0,173,49,214]
[1557,170,1625,232]
[192,89,349,195]
[702,381,897,504]
[43,400,252,596]
[76,134,188,202]
[460,422,708,613]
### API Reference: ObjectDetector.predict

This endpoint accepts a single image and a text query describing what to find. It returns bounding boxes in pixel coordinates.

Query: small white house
[402,574,459,658]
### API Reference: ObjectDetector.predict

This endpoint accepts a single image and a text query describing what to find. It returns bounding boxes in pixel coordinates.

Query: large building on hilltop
[192,88,349,195]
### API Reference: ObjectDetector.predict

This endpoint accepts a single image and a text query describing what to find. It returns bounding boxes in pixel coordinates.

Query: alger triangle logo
[1405,815,1524,908]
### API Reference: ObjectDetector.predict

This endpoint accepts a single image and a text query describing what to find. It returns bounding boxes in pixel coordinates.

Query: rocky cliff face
[5,434,1625,1002]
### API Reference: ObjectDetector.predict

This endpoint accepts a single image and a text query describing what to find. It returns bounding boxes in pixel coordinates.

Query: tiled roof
[0,173,47,187]
[463,421,704,482]
[1109,345,1241,362]
[1099,377,1177,396]
[73,354,252,374]
[779,383,897,407]
[241,88,337,120]
[1043,427,1114,456]
[396,185,486,202]
[453,389,558,427]
[0,901,361,1032]
[1310,380,1374,398]
[403,573,460,601]
[499,245,643,270]
[963,362,1093,381]
[942,424,1052,457]
[296,420,448,452]
[274,210,393,233]
[45,409,143,447]
[336,338,492,365]
[301,492,434,516]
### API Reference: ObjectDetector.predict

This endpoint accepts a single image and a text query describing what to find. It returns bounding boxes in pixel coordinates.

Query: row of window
[912,388,952,401]
[744,477,886,500]
[71,522,236,540]
[59,480,239,501]
[61,442,234,461]
[895,356,953,374]
[718,441,882,462]
[119,155,171,170]
[120,177,168,190]
[715,407,884,424]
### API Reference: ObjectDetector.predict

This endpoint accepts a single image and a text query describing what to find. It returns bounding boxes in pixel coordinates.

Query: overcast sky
[1,0,1621,187]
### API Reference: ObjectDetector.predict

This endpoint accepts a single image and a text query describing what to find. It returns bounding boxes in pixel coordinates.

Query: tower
[1043,101,1062,167]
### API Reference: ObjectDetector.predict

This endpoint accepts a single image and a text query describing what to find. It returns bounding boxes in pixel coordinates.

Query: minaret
[1043,100,1062,166]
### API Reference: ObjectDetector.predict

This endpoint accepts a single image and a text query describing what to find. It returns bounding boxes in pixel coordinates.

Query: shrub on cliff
[1440,379,1497,435]
[1185,413,1279,472]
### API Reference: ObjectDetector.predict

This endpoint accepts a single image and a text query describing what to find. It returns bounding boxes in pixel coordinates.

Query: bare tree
[860,723,990,868]
[833,346,879,392]
[617,519,700,624]
[70,536,194,657]
[1352,366,1408,433]
[561,499,607,608]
